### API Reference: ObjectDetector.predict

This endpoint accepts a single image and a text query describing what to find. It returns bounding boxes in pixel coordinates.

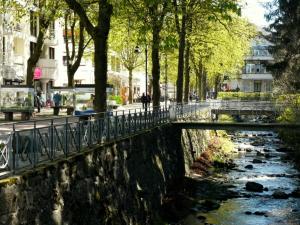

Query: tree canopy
[266,0,300,93]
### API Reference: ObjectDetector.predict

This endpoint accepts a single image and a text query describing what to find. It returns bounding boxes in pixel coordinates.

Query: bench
[1,109,33,121]
[51,106,74,116]
[74,109,95,121]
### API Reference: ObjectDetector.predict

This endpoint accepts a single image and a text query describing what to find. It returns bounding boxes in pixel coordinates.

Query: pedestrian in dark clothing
[146,94,151,109]
[53,92,62,107]
[141,93,147,109]
[35,95,41,113]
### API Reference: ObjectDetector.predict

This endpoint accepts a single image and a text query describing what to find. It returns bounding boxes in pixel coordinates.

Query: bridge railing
[1,99,297,176]
[3,105,180,174]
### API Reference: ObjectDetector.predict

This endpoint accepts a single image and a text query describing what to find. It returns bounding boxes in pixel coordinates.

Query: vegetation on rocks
[217,92,273,100]
[190,130,235,176]
[275,95,300,166]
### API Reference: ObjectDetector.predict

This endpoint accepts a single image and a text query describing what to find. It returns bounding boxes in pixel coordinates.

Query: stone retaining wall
[0,119,210,225]
[0,125,187,225]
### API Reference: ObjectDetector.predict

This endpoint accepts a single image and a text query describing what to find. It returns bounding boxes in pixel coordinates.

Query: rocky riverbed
[163,131,300,225]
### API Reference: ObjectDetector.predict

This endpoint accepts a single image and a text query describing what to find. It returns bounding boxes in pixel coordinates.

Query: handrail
[0,104,191,175]
[0,100,298,177]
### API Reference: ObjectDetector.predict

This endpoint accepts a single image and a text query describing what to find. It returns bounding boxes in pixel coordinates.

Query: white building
[0,8,145,104]
[0,10,59,95]
[224,35,274,92]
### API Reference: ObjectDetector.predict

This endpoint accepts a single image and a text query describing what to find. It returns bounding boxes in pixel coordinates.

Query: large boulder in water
[246,182,264,192]
[291,189,300,198]
[276,147,292,152]
[252,159,263,164]
[272,190,289,199]
[245,165,253,169]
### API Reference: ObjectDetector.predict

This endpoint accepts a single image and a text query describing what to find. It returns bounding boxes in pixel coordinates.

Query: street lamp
[135,45,148,111]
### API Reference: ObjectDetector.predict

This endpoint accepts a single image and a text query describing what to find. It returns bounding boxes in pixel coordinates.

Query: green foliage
[108,95,122,105]
[266,0,300,92]
[209,131,234,163]
[190,11,256,89]
[218,114,235,122]
[217,92,273,100]
[276,94,300,123]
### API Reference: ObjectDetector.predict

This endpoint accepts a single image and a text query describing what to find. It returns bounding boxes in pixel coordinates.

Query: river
[181,130,300,225]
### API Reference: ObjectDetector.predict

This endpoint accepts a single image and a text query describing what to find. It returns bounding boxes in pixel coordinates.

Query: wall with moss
[181,128,210,174]
[0,119,212,225]
[0,125,188,225]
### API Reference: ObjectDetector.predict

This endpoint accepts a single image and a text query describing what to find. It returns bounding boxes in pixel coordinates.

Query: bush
[217,92,273,100]
[108,95,122,105]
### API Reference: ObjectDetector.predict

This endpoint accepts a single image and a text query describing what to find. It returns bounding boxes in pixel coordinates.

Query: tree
[25,0,61,86]
[190,13,255,99]
[109,17,141,104]
[173,0,241,103]
[266,0,300,93]
[64,0,113,112]
[64,11,92,87]
[126,0,170,107]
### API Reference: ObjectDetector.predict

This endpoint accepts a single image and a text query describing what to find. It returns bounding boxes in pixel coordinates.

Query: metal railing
[0,104,204,175]
[0,100,297,176]
[208,100,290,117]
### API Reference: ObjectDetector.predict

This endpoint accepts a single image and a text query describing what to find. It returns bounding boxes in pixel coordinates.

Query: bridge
[172,121,300,131]
[208,100,286,117]
[0,100,297,177]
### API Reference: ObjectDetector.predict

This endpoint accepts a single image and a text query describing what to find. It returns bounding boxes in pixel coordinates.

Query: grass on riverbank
[190,130,235,176]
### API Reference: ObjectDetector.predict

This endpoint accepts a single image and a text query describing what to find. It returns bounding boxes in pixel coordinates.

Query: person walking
[141,93,147,109]
[35,94,41,113]
[53,92,62,107]
[53,92,62,115]
[146,94,151,109]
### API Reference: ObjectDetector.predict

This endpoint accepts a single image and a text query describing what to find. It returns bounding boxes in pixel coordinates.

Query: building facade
[0,8,145,104]
[225,35,274,93]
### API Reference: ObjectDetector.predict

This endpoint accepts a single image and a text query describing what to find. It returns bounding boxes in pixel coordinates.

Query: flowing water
[188,131,300,225]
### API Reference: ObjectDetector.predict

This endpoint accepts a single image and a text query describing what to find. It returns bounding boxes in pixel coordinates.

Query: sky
[241,0,272,27]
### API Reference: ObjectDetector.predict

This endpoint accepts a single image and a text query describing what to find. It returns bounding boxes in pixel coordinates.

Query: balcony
[241,73,273,80]
[44,29,58,46]
[37,58,57,80]
[245,55,274,61]
[14,55,24,65]
[14,24,23,32]
[38,58,57,68]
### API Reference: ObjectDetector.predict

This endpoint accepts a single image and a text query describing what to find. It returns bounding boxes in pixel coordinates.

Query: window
[266,82,272,92]
[2,36,5,61]
[116,58,121,72]
[63,56,68,66]
[246,64,255,73]
[30,11,37,37]
[255,65,260,73]
[30,42,37,57]
[111,55,116,71]
[254,81,262,92]
[49,47,55,59]
[49,21,55,39]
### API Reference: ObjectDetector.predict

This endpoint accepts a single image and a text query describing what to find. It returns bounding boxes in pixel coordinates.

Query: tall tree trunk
[174,0,187,103]
[67,69,75,87]
[201,69,207,100]
[128,69,133,104]
[94,2,112,112]
[198,72,202,100]
[64,0,112,112]
[66,16,85,87]
[94,34,108,112]
[183,41,190,103]
[176,20,186,103]
[152,26,161,107]
[214,75,221,99]
[26,29,46,86]
[196,62,203,100]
